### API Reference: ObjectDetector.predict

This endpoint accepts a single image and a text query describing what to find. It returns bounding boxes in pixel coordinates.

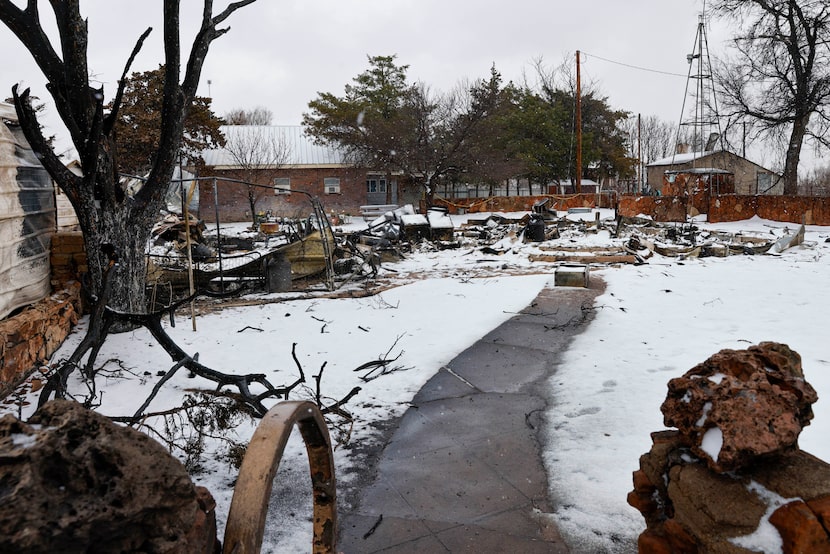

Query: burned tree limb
[130,354,196,422]
[363,515,384,539]
[104,26,153,135]
[110,309,280,416]
[37,262,118,407]
[353,334,409,382]
[288,342,306,387]
[40,288,302,418]
[321,386,362,419]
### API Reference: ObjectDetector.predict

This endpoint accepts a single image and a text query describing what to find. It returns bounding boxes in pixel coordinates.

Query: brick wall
[198,167,370,222]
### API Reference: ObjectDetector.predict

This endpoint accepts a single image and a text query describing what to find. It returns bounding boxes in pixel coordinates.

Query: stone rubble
[629,343,830,553]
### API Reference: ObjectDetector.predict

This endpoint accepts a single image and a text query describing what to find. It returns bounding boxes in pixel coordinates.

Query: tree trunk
[782,113,809,196]
[78,193,163,315]
[248,186,259,228]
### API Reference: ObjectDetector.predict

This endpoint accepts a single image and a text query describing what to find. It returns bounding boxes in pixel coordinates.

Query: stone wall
[619,193,830,225]
[710,194,830,225]
[0,231,87,398]
[0,282,82,398]
[630,432,830,553]
[618,195,688,222]
[432,192,615,214]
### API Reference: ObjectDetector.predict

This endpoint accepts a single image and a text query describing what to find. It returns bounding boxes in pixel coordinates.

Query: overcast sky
[2,0,801,171]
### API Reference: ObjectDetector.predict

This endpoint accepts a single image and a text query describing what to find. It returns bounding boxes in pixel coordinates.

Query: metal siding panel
[0,109,56,320]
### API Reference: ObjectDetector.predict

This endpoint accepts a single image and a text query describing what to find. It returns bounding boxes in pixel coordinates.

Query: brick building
[199,125,411,222]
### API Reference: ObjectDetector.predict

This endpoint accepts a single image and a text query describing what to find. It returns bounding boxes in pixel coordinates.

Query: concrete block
[555,265,589,287]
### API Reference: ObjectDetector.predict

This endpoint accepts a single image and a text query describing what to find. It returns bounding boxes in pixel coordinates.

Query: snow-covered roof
[665,167,732,175]
[647,150,718,167]
[202,125,348,168]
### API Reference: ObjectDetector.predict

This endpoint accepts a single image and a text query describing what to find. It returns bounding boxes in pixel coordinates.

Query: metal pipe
[212,177,224,293]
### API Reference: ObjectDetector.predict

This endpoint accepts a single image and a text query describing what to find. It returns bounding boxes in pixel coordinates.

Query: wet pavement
[337,280,603,553]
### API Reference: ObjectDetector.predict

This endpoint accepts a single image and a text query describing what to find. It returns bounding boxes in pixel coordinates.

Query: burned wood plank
[529,254,639,264]
[537,245,627,253]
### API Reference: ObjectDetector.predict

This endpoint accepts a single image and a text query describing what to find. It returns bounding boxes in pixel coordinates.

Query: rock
[0,400,218,554]
[661,342,818,472]
[629,432,830,553]
[633,343,830,552]
[769,501,830,554]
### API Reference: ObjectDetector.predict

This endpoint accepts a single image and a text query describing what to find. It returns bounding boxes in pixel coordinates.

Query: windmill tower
[673,9,724,164]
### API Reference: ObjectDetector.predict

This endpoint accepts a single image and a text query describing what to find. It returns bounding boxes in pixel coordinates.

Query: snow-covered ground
[7,210,829,553]
[542,215,830,553]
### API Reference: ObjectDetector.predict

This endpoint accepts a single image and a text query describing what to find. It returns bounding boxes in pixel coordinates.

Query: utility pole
[575,50,582,194]
[637,113,642,194]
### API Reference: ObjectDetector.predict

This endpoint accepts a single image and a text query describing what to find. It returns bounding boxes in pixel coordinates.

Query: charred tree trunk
[247,185,259,228]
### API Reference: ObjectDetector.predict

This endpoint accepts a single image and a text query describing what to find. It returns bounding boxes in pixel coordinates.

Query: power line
[580,51,687,78]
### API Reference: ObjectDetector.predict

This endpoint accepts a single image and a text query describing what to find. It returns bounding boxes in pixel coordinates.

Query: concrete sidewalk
[337,281,603,553]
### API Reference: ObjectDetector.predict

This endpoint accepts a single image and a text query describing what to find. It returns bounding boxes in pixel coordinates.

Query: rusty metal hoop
[223,401,336,554]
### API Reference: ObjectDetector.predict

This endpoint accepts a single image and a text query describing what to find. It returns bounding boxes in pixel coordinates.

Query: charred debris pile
[145,204,809,299]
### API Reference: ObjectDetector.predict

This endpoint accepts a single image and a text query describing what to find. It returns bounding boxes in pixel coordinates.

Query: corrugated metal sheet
[0,102,55,319]
[202,125,348,168]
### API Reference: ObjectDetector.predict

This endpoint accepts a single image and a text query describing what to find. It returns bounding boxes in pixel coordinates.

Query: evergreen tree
[109,65,226,176]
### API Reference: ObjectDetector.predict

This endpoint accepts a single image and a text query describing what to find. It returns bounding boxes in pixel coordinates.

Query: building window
[367,176,387,193]
[274,177,291,195]
[756,172,773,194]
[324,177,340,194]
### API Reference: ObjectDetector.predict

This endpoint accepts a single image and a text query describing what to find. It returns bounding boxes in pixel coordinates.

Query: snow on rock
[700,426,723,462]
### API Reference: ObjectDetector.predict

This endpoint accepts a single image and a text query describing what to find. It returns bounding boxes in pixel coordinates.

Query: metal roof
[202,125,348,168]
[647,150,718,167]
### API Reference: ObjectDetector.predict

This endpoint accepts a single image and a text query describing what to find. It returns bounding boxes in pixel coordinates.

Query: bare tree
[224,106,274,125]
[620,115,679,163]
[799,164,830,197]
[0,1,258,318]
[525,55,604,105]
[711,0,830,194]
[221,125,292,226]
